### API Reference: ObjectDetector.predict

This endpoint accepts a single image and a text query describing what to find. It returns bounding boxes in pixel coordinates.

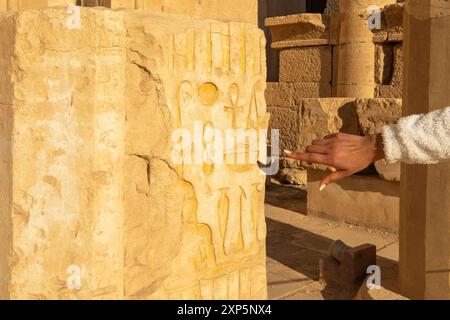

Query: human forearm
[381,107,450,164]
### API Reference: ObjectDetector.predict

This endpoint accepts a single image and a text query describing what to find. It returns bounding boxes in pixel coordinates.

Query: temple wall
[265,3,404,99]
[264,3,403,232]
[0,6,268,299]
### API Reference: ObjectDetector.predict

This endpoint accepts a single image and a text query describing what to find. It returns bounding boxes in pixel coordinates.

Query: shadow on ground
[266,217,400,300]
[265,183,307,214]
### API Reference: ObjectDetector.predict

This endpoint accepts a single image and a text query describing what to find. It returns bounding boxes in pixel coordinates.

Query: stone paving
[265,184,400,300]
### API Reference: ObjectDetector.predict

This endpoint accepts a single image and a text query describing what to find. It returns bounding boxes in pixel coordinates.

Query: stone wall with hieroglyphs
[0,7,268,299]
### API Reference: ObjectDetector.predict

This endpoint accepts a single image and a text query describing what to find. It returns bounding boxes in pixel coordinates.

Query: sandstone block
[332,44,339,95]
[0,0,258,24]
[375,44,393,85]
[279,46,332,83]
[324,0,339,15]
[372,3,404,43]
[276,98,360,175]
[291,82,332,98]
[356,99,402,135]
[374,43,403,96]
[375,84,402,98]
[299,98,361,151]
[265,82,294,107]
[0,7,267,300]
[265,82,331,105]
[329,14,340,45]
[391,43,403,86]
[399,0,450,300]
[1,0,48,10]
[356,98,402,181]
[265,14,329,49]
[267,106,299,152]
[337,43,376,85]
[307,170,400,232]
[320,243,376,289]
[48,0,77,5]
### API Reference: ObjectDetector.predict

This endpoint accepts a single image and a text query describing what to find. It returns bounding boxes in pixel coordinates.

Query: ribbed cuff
[382,124,403,163]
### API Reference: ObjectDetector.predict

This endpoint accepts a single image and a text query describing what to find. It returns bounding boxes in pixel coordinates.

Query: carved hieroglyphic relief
[122,16,269,299]
[165,20,269,299]
[0,8,266,299]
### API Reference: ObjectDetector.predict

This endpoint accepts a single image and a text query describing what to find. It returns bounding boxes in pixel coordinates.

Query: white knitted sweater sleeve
[382,107,450,164]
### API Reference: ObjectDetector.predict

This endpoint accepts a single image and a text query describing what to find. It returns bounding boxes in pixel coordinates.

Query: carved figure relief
[169,21,268,299]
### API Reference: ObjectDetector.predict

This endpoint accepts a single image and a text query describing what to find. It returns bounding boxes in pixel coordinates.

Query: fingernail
[284,150,292,155]
[319,184,327,192]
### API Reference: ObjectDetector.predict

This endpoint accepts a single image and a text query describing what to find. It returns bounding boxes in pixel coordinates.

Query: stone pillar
[399,0,450,300]
[0,7,268,300]
[1,0,48,10]
[0,1,258,25]
[336,0,394,97]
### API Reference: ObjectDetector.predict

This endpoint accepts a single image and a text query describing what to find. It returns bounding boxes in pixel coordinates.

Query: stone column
[0,6,268,300]
[399,0,450,299]
[336,0,394,98]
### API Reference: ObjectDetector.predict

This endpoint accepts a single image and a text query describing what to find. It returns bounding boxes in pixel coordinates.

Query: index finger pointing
[284,151,330,166]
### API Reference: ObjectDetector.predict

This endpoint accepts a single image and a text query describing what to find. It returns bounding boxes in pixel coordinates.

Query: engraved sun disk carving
[198,82,219,106]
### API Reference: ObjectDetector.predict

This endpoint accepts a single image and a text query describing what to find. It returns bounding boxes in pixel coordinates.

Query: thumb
[320,170,351,190]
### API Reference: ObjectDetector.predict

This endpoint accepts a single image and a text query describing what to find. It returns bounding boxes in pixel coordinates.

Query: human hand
[284,133,385,190]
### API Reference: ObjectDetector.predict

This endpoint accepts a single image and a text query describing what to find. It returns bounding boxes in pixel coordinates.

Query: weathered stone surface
[265,82,331,105]
[337,1,397,98]
[266,3,403,48]
[0,0,49,10]
[356,98,402,181]
[281,98,361,172]
[375,84,402,98]
[48,0,76,5]
[356,99,402,135]
[337,42,376,98]
[374,43,403,98]
[265,14,330,49]
[265,82,294,107]
[331,44,339,95]
[308,170,400,232]
[299,98,361,150]
[0,0,258,24]
[271,98,360,174]
[324,0,339,15]
[375,44,393,85]
[267,106,299,153]
[280,46,332,83]
[373,3,404,43]
[269,97,403,183]
[391,43,403,85]
[400,0,450,300]
[275,168,307,187]
[0,7,268,300]
[292,82,332,98]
